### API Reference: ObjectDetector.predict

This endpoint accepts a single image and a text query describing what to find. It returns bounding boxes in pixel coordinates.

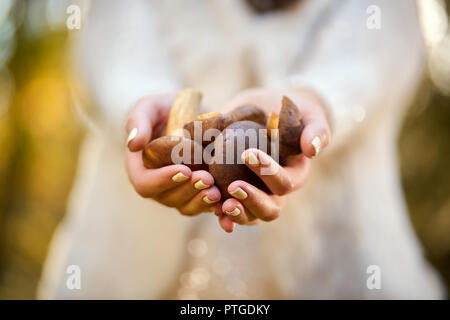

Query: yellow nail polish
[203,196,218,204]
[194,180,209,190]
[127,128,138,145]
[172,172,189,183]
[225,208,241,217]
[229,187,247,200]
[245,151,260,166]
[311,136,321,156]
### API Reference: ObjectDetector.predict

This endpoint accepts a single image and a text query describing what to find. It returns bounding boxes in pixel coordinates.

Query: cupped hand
[216,88,331,232]
[125,94,222,216]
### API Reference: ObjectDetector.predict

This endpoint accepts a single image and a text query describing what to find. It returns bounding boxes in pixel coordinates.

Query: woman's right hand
[125,94,222,218]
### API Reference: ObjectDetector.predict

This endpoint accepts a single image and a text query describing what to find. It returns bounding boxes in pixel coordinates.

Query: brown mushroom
[209,120,270,199]
[209,96,304,199]
[183,105,267,147]
[142,89,206,171]
[142,91,305,200]
[272,96,305,165]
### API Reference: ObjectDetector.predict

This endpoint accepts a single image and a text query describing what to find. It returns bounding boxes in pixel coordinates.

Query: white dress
[38,0,444,299]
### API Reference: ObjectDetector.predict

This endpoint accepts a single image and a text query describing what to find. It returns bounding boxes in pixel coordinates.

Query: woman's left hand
[214,88,331,232]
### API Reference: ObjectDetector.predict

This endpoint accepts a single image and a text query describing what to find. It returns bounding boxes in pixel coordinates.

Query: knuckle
[178,207,189,216]
[274,179,294,196]
[247,219,259,226]
[155,194,176,207]
[178,207,196,216]
[285,181,294,193]
[133,179,148,197]
[229,214,246,225]
[262,208,281,222]
[133,178,160,198]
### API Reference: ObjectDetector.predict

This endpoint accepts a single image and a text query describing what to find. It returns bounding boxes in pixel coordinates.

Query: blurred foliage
[399,84,450,292]
[0,5,83,298]
[0,1,448,299]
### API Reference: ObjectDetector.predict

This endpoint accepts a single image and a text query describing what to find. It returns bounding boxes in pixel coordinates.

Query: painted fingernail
[244,151,260,166]
[127,128,138,146]
[225,208,241,217]
[229,187,247,200]
[172,172,189,183]
[203,196,218,204]
[194,180,209,190]
[311,136,321,156]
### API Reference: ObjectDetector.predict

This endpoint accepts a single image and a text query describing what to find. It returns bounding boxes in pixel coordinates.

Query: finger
[177,186,221,216]
[156,170,215,207]
[242,149,291,195]
[242,149,310,194]
[299,106,331,158]
[218,214,235,233]
[227,181,281,222]
[126,150,192,197]
[222,198,258,225]
[126,94,173,151]
[126,100,157,151]
[211,203,223,216]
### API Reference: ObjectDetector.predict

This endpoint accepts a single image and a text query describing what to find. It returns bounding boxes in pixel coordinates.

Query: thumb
[300,120,331,158]
[126,99,158,152]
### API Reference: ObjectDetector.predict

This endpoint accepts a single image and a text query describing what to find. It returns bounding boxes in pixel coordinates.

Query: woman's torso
[38,0,443,299]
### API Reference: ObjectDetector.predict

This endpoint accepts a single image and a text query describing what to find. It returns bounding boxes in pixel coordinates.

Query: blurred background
[0,0,449,299]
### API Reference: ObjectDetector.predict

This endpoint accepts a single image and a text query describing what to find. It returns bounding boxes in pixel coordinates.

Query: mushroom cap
[209,121,269,199]
[143,136,206,171]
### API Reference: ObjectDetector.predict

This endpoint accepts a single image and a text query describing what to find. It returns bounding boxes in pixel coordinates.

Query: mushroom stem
[166,88,202,136]
[198,111,222,120]
[142,88,205,170]
[183,105,267,146]
[266,112,279,138]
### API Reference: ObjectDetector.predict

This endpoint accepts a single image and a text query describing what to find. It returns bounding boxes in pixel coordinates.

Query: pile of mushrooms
[142,89,304,199]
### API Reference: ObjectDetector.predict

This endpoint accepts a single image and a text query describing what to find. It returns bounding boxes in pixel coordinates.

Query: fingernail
[127,128,138,146]
[194,180,209,190]
[225,207,241,217]
[311,136,321,156]
[203,196,218,204]
[172,172,189,183]
[244,151,260,166]
[229,187,247,200]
